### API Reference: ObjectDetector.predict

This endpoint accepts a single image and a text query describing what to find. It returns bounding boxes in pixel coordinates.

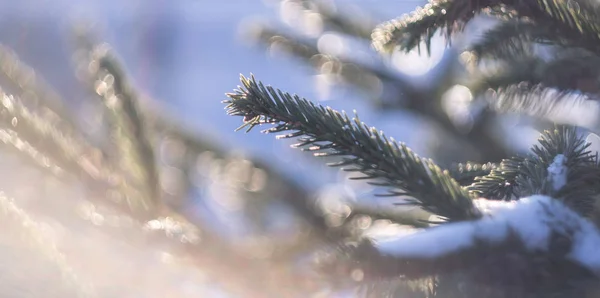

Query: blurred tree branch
[244,7,511,163]
[0,27,348,297]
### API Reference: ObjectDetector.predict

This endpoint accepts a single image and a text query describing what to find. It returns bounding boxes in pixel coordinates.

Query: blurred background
[0,0,550,297]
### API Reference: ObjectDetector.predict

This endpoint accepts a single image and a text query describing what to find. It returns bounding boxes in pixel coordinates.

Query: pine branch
[225,75,481,221]
[469,19,539,61]
[0,27,364,297]
[251,25,512,163]
[372,0,600,55]
[248,24,423,104]
[467,56,541,97]
[149,102,435,239]
[0,44,77,127]
[0,87,157,219]
[372,0,479,54]
[0,37,170,219]
[0,90,100,179]
[247,10,513,163]
[469,50,600,101]
[537,0,600,53]
[0,49,95,177]
[518,127,600,216]
[85,44,161,212]
[539,50,600,92]
[371,0,522,54]
[293,0,376,40]
[485,83,600,131]
[323,229,597,296]
[467,157,523,200]
[70,27,346,246]
[470,17,600,62]
[69,25,163,214]
[42,32,338,295]
[325,196,600,296]
[0,128,65,177]
[448,162,497,186]
[0,39,172,222]
[468,127,600,217]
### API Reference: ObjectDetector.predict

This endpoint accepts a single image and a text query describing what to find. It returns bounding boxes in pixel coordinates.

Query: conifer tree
[226,0,600,296]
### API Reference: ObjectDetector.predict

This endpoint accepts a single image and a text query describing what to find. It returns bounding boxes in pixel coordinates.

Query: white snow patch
[372,195,600,272]
[540,90,600,130]
[472,198,516,214]
[568,217,600,275]
[547,154,568,191]
[585,133,600,156]
[476,195,554,250]
[374,221,477,258]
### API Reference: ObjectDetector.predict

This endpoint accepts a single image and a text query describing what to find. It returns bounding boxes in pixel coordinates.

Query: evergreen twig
[468,127,600,217]
[70,27,342,243]
[225,75,481,221]
[0,39,163,218]
[372,0,600,55]
[0,30,332,296]
[469,50,600,101]
[470,17,600,62]
[0,128,64,177]
[469,19,538,61]
[0,90,103,180]
[249,24,423,105]
[0,44,77,126]
[85,44,161,212]
[246,12,512,163]
[448,162,497,185]
[0,87,155,218]
[292,0,376,40]
[467,56,541,97]
[467,157,523,200]
[485,83,600,131]
[519,127,600,216]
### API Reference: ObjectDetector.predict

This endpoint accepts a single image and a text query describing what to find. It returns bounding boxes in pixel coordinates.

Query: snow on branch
[547,154,567,191]
[361,195,600,284]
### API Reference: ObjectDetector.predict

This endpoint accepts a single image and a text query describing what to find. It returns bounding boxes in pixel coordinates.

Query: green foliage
[225,75,481,222]
[447,162,497,185]
[466,157,523,200]
[224,0,600,296]
[373,0,600,56]
[225,71,600,296]
[468,127,600,216]
[246,0,516,164]
[225,74,600,220]
[372,0,484,54]
[525,127,600,215]
[471,50,600,97]
[485,83,600,131]
[469,19,538,61]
